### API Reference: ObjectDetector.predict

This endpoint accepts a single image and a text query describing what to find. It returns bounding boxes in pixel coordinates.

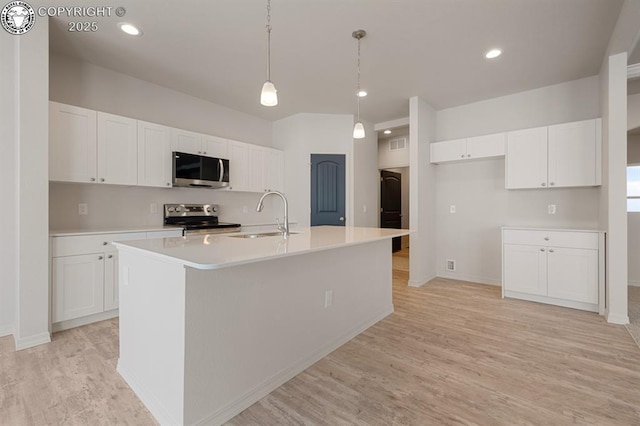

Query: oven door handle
[219,159,224,182]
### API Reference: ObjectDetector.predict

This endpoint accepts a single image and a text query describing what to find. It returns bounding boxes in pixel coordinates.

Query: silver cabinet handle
[98,256,103,260]
[219,159,224,182]
[167,182,171,186]
[203,151,207,155]
[198,151,202,154]
[108,254,113,259]
[90,177,96,182]
[541,182,546,187]
[540,248,545,252]
[548,249,554,253]
[460,154,465,158]
[103,242,108,245]
[100,178,105,182]
[550,182,555,186]
[467,154,471,158]
[544,237,549,241]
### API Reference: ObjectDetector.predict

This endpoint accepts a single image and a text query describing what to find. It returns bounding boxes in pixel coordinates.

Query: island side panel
[116,249,188,425]
[183,238,393,425]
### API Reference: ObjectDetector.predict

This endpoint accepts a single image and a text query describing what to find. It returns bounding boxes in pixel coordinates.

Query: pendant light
[260,0,278,106]
[352,29,366,139]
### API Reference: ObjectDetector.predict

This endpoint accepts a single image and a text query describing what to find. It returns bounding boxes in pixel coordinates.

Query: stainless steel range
[164,204,241,235]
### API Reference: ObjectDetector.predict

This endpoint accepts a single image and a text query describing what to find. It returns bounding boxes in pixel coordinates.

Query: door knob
[339,217,345,222]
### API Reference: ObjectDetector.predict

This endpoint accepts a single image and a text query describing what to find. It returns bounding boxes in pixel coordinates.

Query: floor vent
[446,259,456,272]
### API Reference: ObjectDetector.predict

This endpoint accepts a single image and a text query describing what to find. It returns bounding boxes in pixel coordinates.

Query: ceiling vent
[389,137,407,151]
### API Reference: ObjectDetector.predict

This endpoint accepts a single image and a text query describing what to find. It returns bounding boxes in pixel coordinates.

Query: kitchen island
[113,226,409,426]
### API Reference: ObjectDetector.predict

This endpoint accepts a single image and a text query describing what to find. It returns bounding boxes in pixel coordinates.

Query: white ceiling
[49,0,623,124]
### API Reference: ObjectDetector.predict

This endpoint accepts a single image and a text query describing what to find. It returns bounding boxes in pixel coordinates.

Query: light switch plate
[450,205,456,214]
[548,204,557,215]
[78,203,88,215]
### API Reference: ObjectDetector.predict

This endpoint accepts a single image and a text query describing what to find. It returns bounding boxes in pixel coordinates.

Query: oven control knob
[212,206,218,212]
[167,206,175,212]
[175,206,183,212]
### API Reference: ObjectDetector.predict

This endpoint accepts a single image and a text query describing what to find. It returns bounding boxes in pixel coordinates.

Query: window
[629,165,640,212]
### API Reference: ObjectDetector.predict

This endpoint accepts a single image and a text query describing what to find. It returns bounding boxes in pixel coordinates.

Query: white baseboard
[195,305,395,426]
[15,332,51,350]
[607,312,630,325]
[628,280,640,287]
[118,362,179,426]
[0,324,14,338]
[408,274,436,287]
[437,272,501,287]
[52,309,119,333]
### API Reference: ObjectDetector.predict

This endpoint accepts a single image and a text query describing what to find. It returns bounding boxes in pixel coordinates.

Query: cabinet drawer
[51,232,147,257]
[503,229,598,249]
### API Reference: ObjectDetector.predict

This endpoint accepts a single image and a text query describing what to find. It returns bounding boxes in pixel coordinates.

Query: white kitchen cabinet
[97,112,138,185]
[249,145,266,192]
[172,129,229,158]
[265,148,285,192]
[506,119,601,189]
[137,121,173,188]
[502,228,603,313]
[52,254,105,323]
[430,133,505,164]
[51,228,183,331]
[228,140,250,191]
[49,102,98,183]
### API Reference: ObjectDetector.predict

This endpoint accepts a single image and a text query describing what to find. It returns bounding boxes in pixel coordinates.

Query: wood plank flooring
[2,248,640,425]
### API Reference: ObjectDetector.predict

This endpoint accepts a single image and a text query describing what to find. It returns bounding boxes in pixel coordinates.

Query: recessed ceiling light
[485,49,502,59]
[357,90,368,97]
[119,23,142,36]
[383,129,391,135]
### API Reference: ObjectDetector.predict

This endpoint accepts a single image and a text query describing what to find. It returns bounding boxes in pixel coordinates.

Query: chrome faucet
[256,191,290,237]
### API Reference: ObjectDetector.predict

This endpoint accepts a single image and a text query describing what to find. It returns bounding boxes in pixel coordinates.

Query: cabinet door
[430,139,467,163]
[228,141,250,191]
[49,102,97,183]
[103,253,118,311]
[137,121,172,188]
[466,133,506,159]
[548,119,597,188]
[97,112,138,185]
[249,146,266,192]
[503,244,547,296]
[265,148,284,192]
[547,247,598,304]
[171,128,203,155]
[52,254,105,322]
[202,135,229,158]
[505,127,548,189]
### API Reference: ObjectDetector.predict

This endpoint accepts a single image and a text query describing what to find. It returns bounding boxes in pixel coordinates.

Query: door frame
[308,151,352,227]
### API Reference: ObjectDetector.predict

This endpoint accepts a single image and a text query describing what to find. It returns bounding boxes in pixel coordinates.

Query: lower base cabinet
[502,228,604,313]
[51,229,183,329]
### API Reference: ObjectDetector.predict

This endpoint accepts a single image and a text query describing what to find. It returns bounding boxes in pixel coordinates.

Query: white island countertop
[113,226,410,270]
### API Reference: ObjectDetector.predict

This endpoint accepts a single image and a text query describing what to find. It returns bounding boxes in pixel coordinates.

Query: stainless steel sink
[229,231,299,239]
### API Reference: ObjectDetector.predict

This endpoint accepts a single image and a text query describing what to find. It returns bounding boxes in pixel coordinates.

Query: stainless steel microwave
[172,152,230,189]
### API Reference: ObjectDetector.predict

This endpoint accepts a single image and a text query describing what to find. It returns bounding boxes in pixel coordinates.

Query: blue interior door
[311,154,346,226]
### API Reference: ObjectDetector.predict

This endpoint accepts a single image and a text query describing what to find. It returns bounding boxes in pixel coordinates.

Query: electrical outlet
[450,205,456,214]
[363,204,367,213]
[324,290,333,308]
[150,203,158,214]
[548,204,557,215]
[242,205,248,214]
[78,203,88,215]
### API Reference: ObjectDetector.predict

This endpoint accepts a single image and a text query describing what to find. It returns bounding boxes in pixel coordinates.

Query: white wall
[630,93,640,130]
[49,53,272,146]
[629,134,640,286]
[0,34,17,337]
[409,97,437,286]
[12,18,51,349]
[433,77,601,285]
[353,121,379,227]
[272,113,355,228]
[378,131,410,169]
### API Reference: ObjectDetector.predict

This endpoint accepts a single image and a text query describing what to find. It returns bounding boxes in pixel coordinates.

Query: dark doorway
[380,170,402,252]
[311,154,346,226]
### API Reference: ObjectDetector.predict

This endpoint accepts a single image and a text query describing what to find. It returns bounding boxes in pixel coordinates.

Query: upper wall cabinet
[228,141,285,193]
[138,121,172,188]
[430,133,505,164]
[506,118,601,189]
[49,102,98,183]
[170,128,229,158]
[97,112,138,185]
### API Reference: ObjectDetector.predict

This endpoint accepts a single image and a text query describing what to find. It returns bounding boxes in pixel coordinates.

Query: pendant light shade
[260,0,278,107]
[352,29,366,139]
[353,121,365,139]
[261,80,278,106]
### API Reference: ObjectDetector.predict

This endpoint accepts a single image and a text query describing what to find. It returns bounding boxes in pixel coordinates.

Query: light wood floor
[2,249,640,425]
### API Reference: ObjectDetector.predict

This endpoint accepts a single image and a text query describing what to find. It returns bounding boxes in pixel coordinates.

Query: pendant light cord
[356,35,361,121]
[266,0,272,81]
